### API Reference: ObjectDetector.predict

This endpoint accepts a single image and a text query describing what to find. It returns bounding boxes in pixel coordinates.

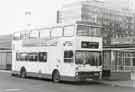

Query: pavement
[98,80,135,88]
[0,70,135,88]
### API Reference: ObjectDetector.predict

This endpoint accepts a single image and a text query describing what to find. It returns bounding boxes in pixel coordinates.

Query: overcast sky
[0,0,134,35]
[0,0,65,35]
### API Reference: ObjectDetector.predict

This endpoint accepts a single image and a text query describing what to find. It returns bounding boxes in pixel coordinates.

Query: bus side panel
[47,46,62,75]
[58,39,76,80]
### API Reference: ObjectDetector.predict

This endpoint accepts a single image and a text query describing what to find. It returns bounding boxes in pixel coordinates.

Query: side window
[25,53,30,61]
[51,27,63,38]
[20,53,26,61]
[16,52,38,62]
[39,52,47,62]
[40,29,50,39]
[64,51,73,63]
[29,31,39,39]
[64,26,74,37]
[29,53,38,62]
[16,53,21,61]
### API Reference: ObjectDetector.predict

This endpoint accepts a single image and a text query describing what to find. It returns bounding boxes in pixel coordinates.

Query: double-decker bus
[12,21,103,82]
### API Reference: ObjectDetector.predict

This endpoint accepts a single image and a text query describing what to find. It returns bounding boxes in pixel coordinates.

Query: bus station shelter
[0,35,12,70]
[103,44,135,80]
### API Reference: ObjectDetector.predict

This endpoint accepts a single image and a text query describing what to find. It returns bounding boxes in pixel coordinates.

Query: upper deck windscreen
[76,25,101,37]
[13,25,75,41]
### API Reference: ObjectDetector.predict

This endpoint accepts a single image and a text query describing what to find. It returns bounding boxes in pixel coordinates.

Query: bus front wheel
[52,70,60,83]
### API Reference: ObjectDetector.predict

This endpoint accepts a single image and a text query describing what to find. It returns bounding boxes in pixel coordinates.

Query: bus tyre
[11,73,16,77]
[20,69,27,78]
[52,71,60,83]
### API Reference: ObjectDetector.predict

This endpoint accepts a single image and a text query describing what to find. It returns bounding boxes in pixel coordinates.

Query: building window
[133,53,135,66]
[125,52,131,66]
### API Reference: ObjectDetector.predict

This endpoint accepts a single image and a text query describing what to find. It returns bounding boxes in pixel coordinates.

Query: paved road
[0,71,135,92]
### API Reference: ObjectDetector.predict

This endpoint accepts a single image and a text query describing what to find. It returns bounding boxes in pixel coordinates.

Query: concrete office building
[104,0,130,10]
[57,0,135,45]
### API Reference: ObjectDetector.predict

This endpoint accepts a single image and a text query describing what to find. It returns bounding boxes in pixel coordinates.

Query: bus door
[61,50,75,76]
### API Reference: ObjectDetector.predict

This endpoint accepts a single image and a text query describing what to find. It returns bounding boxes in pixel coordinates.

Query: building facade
[0,35,12,70]
[57,0,135,45]
[103,44,135,80]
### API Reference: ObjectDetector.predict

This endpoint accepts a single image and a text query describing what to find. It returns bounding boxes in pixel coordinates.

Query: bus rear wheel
[52,71,60,83]
[20,68,27,78]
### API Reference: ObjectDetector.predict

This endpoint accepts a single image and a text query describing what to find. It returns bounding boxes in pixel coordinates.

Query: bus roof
[14,21,102,34]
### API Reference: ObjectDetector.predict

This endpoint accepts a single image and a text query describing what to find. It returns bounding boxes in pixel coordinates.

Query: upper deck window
[40,29,50,39]
[51,27,63,38]
[29,31,39,39]
[20,31,30,40]
[77,25,101,37]
[63,25,74,37]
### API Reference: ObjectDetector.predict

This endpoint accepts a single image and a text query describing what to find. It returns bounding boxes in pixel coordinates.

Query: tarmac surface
[0,70,135,92]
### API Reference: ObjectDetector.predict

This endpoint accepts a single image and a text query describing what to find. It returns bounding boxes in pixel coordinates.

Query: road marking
[4,88,23,92]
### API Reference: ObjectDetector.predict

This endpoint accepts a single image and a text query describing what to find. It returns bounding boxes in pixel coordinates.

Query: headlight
[75,67,79,71]
[75,72,78,76]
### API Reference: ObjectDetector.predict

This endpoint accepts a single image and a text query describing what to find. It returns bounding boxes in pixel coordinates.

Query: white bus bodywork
[12,22,103,81]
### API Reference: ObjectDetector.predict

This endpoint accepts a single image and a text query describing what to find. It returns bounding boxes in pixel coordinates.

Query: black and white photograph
[0,0,135,92]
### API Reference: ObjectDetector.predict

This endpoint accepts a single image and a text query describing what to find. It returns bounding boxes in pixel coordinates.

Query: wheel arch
[20,66,26,73]
[52,69,60,76]
[52,69,60,78]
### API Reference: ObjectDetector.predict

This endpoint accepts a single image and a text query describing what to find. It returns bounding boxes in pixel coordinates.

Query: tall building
[104,0,130,10]
[57,0,135,45]
[129,0,135,11]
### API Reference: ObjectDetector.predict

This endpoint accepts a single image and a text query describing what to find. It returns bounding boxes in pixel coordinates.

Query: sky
[0,0,134,35]
[0,0,65,35]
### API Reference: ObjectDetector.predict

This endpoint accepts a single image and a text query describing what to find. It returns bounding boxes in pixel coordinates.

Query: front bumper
[75,72,101,80]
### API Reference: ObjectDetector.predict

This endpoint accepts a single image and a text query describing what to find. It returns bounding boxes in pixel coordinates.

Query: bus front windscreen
[75,51,102,66]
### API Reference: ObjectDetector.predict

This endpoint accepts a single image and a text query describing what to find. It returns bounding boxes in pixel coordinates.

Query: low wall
[131,72,135,80]
[103,72,131,80]
[0,65,7,70]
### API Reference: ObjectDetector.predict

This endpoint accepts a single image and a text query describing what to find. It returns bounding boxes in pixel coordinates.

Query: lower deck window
[39,52,47,62]
[16,52,47,62]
